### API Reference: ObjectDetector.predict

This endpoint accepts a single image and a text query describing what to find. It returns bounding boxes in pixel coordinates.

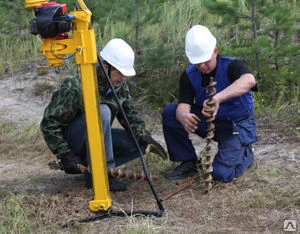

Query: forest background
[1,0,299,115]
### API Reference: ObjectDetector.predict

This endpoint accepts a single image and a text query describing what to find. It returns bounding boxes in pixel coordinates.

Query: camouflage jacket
[40,66,149,158]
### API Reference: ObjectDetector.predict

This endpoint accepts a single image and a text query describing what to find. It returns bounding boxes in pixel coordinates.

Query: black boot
[108,176,127,191]
[85,172,92,189]
[165,160,199,180]
[85,174,127,191]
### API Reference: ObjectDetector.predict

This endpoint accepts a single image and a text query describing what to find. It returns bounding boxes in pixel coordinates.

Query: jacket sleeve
[40,77,83,159]
[116,83,150,138]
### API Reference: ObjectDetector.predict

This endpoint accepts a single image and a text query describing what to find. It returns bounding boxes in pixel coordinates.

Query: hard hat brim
[187,49,214,64]
[100,49,136,77]
[100,51,136,76]
[118,67,136,77]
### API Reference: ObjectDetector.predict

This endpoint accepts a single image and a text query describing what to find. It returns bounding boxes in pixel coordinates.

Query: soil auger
[107,168,158,181]
[48,160,159,181]
[201,77,217,193]
[166,77,217,199]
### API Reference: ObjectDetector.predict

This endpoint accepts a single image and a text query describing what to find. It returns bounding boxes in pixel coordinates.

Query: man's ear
[214,47,218,55]
[103,63,109,71]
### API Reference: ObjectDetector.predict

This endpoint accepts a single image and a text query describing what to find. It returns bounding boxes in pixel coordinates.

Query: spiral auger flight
[49,160,158,181]
[107,168,158,181]
[202,77,217,193]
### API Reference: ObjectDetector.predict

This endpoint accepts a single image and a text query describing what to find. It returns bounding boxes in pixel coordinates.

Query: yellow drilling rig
[25,0,111,212]
[24,1,165,221]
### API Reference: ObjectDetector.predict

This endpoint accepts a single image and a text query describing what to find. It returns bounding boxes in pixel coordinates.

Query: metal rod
[161,180,195,201]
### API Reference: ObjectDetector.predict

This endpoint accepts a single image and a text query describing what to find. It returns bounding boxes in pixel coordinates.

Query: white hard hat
[185,25,217,64]
[100,38,136,76]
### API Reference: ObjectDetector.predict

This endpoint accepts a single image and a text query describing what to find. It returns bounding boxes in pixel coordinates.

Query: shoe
[247,146,256,170]
[84,173,92,189]
[108,176,127,191]
[247,157,257,170]
[165,160,199,180]
[146,144,168,160]
[84,174,127,191]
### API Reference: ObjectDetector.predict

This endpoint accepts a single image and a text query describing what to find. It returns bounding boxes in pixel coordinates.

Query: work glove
[61,151,83,174]
[138,134,168,160]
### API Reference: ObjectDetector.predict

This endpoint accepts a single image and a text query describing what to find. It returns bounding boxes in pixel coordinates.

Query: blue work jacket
[186,56,254,120]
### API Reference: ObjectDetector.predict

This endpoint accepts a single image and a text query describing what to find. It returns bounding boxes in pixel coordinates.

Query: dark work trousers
[162,103,257,183]
[64,104,145,169]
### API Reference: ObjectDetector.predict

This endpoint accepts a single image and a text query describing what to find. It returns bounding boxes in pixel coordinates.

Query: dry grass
[0,118,299,233]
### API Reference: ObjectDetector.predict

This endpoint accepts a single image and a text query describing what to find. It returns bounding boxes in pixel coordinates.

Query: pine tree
[202,0,299,102]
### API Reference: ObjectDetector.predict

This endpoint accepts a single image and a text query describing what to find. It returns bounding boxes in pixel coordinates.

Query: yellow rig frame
[25,0,111,212]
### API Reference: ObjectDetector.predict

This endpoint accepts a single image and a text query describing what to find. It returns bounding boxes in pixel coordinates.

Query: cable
[62,210,162,227]
[50,35,77,60]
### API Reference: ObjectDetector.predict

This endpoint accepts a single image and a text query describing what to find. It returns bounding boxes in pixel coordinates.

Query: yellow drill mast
[25,0,111,212]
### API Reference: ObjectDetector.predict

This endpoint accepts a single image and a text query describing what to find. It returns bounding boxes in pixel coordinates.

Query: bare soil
[0,67,299,233]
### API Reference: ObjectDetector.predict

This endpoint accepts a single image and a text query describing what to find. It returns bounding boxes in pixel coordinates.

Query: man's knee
[212,169,235,183]
[212,161,238,183]
[212,162,249,183]
[162,103,178,127]
[162,103,177,118]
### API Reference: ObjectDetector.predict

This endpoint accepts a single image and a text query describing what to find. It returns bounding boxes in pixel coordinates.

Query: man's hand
[138,134,168,159]
[180,112,200,134]
[202,96,219,118]
[176,103,200,134]
[61,151,83,174]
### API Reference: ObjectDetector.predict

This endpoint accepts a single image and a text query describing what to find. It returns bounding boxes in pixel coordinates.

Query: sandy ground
[0,68,299,233]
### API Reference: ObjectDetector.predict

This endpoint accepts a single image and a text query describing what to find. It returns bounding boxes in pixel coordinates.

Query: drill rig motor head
[29,2,74,38]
